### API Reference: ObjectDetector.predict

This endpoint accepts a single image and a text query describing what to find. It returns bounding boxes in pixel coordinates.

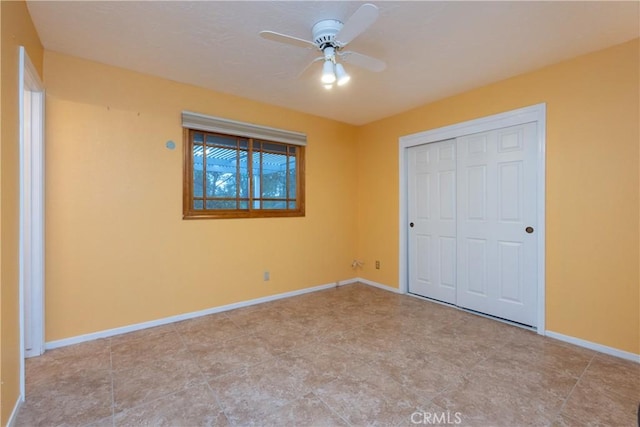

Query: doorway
[19,46,45,398]
[399,104,546,331]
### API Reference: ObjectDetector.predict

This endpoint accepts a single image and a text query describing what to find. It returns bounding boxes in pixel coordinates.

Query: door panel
[498,240,523,302]
[408,139,456,304]
[439,170,455,219]
[456,123,537,326]
[439,237,456,288]
[466,238,488,296]
[498,162,522,221]
[416,172,430,218]
[467,165,487,220]
[417,235,431,283]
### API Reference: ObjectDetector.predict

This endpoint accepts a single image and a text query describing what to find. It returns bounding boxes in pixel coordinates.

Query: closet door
[408,139,457,304]
[456,123,538,326]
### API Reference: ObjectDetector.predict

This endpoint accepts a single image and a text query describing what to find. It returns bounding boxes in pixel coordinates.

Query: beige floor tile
[113,350,204,412]
[330,303,388,327]
[500,332,594,378]
[25,338,111,392]
[175,313,248,349]
[433,367,567,426]
[356,298,408,317]
[582,354,640,399]
[114,383,228,426]
[551,413,591,427]
[287,309,364,340]
[259,392,349,427]
[85,416,115,427]
[434,338,589,426]
[15,368,112,427]
[314,363,426,426]
[483,353,578,400]
[279,343,365,389]
[255,320,317,353]
[191,335,279,380]
[396,299,467,327]
[363,316,440,347]
[209,358,308,425]
[225,304,294,331]
[396,402,466,427]
[322,323,416,361]
[440,314,524,350]
[111,329,186,371]
[561,373,639,426]
[415,331,498,370]
[372,351,468,400]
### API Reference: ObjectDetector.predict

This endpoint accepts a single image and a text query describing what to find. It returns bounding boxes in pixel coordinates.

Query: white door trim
[18,46,46,399]
[399,103,546,333]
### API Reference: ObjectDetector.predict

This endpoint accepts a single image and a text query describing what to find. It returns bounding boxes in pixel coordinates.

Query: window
[182,112,305,219]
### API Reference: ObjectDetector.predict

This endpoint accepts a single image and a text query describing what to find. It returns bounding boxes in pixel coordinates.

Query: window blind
[182,111,307,146]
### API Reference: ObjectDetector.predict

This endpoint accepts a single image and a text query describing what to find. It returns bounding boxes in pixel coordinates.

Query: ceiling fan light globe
[321,74,336,84]
[335,63,351,86]
[337,75,351,86]
[321,60,336,84]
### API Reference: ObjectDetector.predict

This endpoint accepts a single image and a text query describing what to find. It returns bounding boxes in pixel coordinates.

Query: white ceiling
[27,1,639,125]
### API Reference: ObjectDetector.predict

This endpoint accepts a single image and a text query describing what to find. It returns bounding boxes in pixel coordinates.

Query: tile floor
[15,283,640,426]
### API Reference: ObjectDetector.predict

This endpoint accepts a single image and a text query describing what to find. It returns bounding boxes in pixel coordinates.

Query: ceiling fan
[259,3,386,89]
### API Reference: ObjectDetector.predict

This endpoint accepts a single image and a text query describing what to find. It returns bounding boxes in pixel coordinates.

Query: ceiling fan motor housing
[312,19,344,48]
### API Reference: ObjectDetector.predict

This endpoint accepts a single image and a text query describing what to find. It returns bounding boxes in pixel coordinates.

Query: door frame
[18,46,46,398]
[398,103,546,333]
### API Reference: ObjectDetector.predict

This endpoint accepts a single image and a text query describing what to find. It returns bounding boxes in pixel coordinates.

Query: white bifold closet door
[408,122,538,326]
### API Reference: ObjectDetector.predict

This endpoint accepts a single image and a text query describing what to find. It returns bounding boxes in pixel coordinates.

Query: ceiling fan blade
[297,55,324,79]
[334,3,379,46]
[259,31,316,49]
[339,51,386,72]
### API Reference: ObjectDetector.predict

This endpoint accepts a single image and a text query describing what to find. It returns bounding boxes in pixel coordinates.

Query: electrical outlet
[375,260,380,269]
[264,271,270,281]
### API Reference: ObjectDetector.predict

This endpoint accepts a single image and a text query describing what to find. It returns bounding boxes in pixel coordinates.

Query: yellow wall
[356,39,640,354]
[0,0,43,424]
[44,51,358,341]
[43,40,640,356]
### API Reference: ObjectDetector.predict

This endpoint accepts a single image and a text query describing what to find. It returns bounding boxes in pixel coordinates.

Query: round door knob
[409,222,415,228]
[525,226,534,234]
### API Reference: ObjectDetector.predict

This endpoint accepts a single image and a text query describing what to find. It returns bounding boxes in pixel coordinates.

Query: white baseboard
[404,286,638,363]
[46,281,345,350]
[6,397,23,427]
[338,278,359,286]
[355,277,403,294]
[44,277,639,365]
[545,330,639,363]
